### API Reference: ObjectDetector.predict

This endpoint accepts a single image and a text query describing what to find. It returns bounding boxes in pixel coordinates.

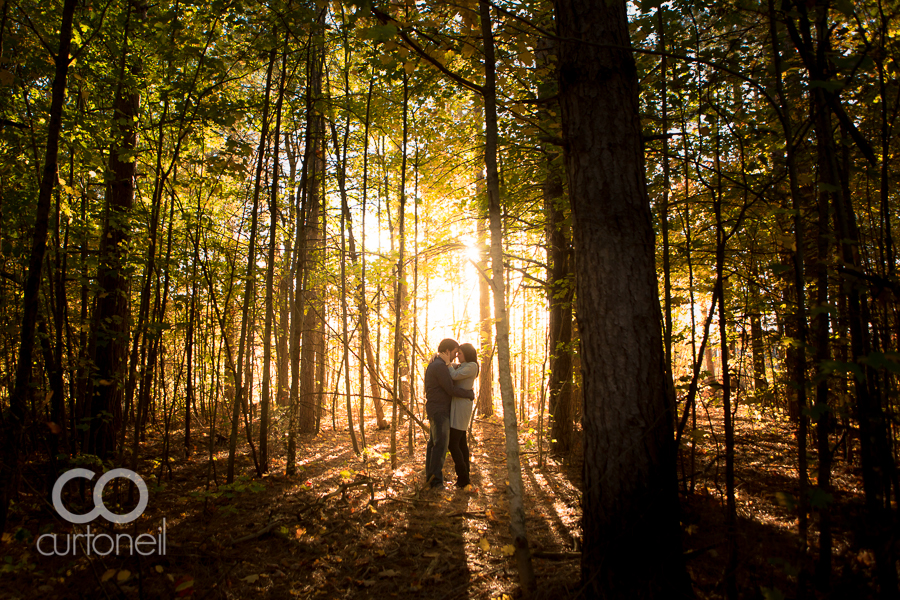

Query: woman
[448,343,478,489]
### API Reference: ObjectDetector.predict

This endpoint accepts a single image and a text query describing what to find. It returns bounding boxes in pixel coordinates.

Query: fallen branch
[446,510,488,519]
[297,478,375,516]
[230,517,286,545]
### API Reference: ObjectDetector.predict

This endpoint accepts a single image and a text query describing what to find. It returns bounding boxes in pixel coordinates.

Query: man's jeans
[425,413,450,487]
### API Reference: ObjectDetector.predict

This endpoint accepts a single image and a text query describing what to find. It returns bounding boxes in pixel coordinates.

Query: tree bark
[480,1,536,593]
[261,38,288,472]
[90,1,144,458]
[554,0,692,596]
[545,163,574,455]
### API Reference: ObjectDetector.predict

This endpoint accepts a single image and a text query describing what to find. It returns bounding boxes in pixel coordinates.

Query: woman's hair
[459,343,478,364]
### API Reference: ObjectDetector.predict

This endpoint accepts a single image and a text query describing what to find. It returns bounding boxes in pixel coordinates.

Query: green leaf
[774,491,796,510]
[860,352,900,375]
[362,24,398,42]
[807,487,833,509]
[819,359,864,382]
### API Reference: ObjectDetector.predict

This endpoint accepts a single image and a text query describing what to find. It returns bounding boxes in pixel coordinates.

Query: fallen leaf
[155,565,164,573]
[423,551,440,558]
[101,569,117,583]
[479,538,491,552]
[241,574,260,584]
[501,544,515,556]
[117,570,131,582]
[175,575,194,596]
[379,569,399,578]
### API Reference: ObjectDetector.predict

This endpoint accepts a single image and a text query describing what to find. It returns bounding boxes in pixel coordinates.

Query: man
[424,338,476,489]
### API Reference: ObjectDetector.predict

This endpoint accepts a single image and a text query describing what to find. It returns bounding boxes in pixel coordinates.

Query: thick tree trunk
[554,0,691,597]
[90,2,144,459]
[299,29,326,434]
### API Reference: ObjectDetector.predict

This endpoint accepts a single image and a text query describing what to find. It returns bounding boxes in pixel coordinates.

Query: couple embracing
[423,338,480,490]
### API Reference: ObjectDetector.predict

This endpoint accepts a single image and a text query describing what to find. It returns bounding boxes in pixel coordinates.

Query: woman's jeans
[448,427,470,487]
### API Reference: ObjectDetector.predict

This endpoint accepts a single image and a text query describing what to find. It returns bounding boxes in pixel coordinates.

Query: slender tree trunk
[261,38,288,472]
[713,133,738,600]
[390,72,409,471]
[480,1,536,593]
[554,0,691,596]
[545,162,574,455]
[358,80,373,447]
[476,176,493,417]
[227,47,275,484]
[184,188,202,457]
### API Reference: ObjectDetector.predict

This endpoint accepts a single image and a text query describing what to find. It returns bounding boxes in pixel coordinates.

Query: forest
[1,0,899,597]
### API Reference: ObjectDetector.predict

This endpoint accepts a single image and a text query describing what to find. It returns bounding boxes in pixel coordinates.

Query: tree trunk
[545,162,574,455]
[476,189,494,418]
[554,0,691,596]
[90,1,144,459]
[261,38,288,472]
[299,28,326,434]
[390,72,409,470]
[480,1,536,593]
[226,46,275,484]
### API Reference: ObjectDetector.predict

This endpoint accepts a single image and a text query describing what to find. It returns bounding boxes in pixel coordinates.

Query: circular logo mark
[51,468,148,524]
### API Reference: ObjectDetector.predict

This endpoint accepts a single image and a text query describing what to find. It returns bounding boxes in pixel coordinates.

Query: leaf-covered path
[3,416,582,599]
[1,405,881,599]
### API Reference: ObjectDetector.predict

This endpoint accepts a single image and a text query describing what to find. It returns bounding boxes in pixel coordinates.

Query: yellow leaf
[116,570,131,582]
[242,574,260,583]
[101,569,117,583]
[155,565,164,573]
[500,544,515,556]
[479,537,490,552]
[404,61,415,75]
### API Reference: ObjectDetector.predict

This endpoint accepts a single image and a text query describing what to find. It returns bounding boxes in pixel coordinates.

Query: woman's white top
[448,362,478,430]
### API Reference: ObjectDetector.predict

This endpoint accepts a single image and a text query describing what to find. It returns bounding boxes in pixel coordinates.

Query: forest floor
[0,401,883,599]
